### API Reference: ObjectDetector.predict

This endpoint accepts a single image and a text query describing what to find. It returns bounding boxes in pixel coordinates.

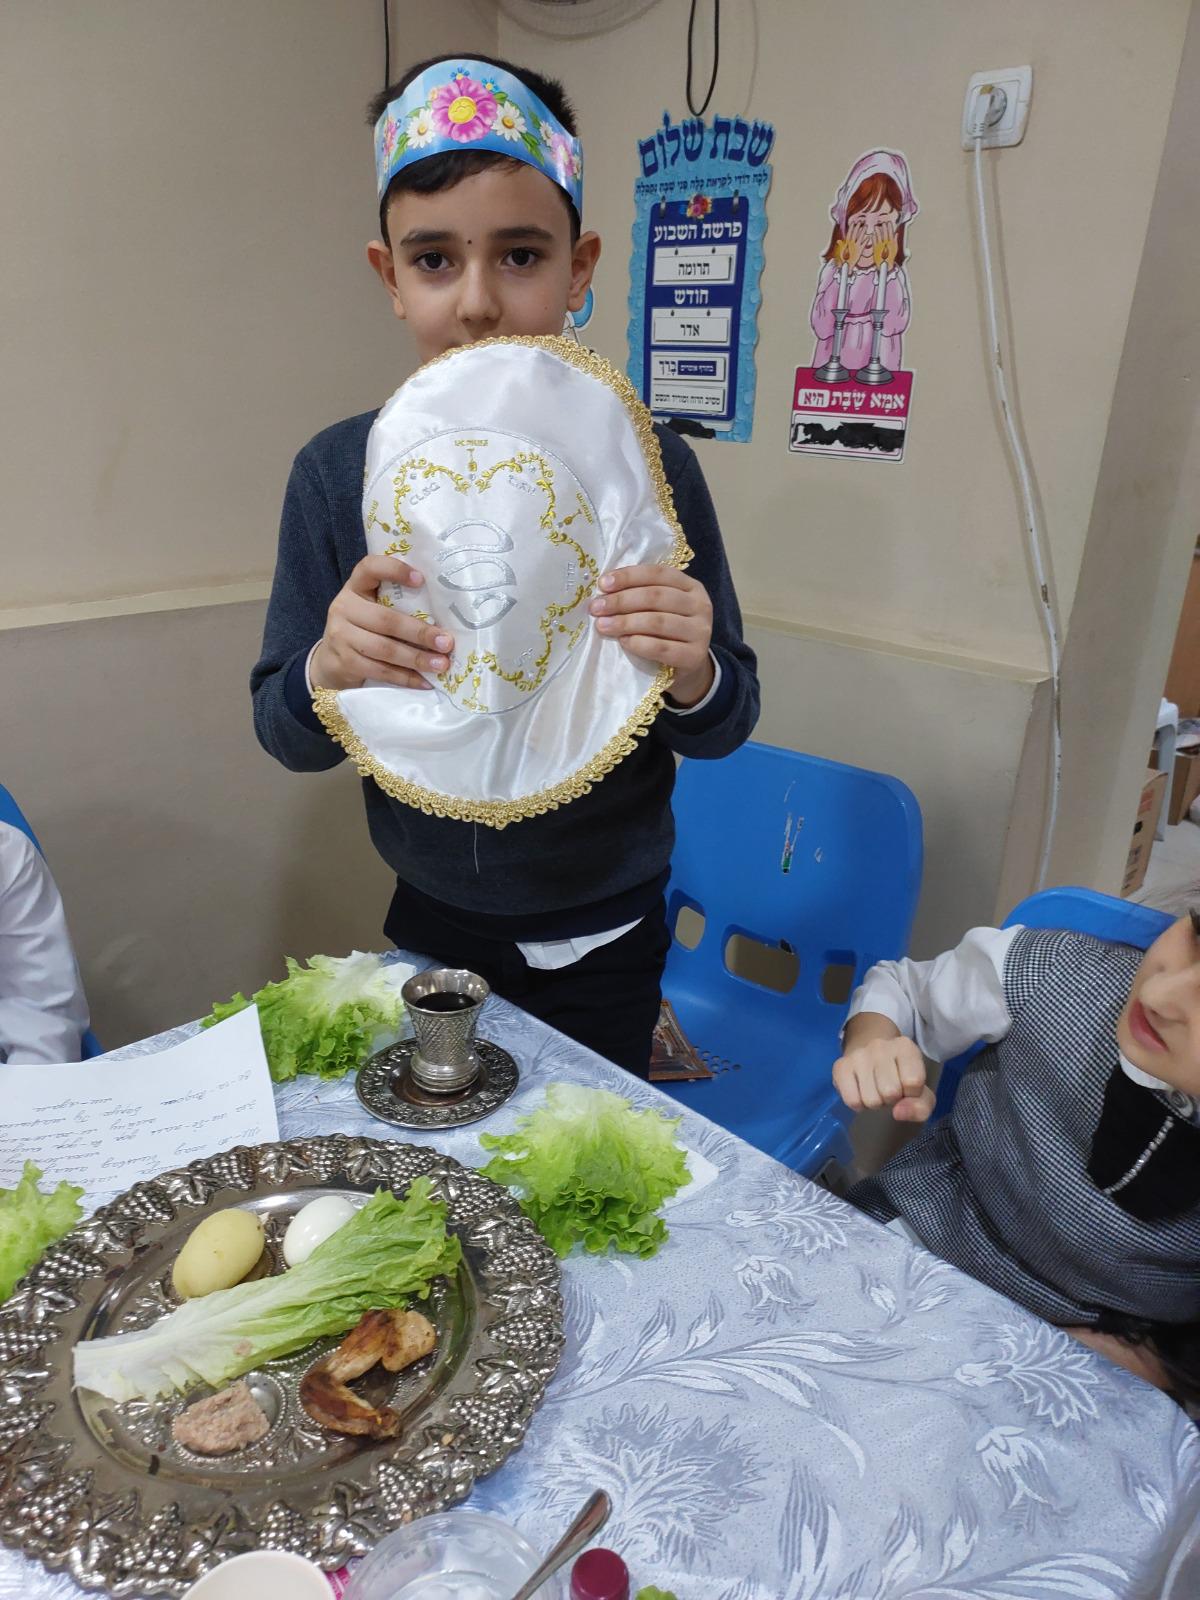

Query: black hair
[1094,1308,1200,1410]
[367,54,580,247]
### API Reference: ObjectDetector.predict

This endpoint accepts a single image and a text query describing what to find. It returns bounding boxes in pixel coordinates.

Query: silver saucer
[356,1037,519,1129]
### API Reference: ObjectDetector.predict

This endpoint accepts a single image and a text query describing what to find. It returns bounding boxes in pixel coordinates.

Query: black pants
[384,889,669,1078]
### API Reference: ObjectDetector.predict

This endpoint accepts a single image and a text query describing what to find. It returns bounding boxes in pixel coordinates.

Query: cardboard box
[1123,767,1168,896]
[1168,746,1200,826]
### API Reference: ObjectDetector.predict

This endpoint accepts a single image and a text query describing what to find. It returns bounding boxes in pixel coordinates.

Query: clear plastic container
[343,1511,563,1600]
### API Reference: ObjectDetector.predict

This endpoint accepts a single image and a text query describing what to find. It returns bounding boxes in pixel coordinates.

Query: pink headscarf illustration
[810,149,918,383]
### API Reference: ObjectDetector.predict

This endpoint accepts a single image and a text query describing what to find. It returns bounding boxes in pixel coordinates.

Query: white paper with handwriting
[0,1007,278,1209]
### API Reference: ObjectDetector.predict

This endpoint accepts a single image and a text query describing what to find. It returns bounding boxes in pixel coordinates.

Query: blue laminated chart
[628,112,774,443]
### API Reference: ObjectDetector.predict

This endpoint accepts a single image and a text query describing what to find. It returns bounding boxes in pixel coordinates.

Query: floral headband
[374,60,584,215]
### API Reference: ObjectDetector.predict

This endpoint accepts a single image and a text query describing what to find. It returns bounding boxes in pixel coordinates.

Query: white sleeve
[665,651,722,715]
[303,641,321,697]
[844,925,1022,1063]
[0,825,89,1065]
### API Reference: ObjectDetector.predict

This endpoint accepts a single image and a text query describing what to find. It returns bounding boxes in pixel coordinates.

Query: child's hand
[832,1036,934,1123]
[589,566,715,707]
[311,555,454,692]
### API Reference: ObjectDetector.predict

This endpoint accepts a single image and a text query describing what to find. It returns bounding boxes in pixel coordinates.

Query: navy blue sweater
[251,410,759,939]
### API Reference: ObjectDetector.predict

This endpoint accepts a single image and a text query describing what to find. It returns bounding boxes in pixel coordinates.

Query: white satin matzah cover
[313,337,693,828]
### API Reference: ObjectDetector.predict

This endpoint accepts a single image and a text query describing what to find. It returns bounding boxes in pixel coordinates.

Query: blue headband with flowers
[374,60,584,215]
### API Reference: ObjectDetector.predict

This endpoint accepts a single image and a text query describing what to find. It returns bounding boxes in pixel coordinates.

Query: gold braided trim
[315,336,696,827]
[314,666,673,829]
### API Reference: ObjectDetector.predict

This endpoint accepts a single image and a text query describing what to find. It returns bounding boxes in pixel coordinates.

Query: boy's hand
[832,1036,935,1123]
[589,566,715,707]
[311,556,454,692]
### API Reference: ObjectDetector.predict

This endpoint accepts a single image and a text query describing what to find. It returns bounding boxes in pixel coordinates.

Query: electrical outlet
[961,66,1033,150]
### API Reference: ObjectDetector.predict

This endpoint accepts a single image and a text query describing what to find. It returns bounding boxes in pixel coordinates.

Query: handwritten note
[0,1007,279,1209]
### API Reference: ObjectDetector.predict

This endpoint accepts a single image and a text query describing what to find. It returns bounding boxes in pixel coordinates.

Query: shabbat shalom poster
[627,109,774,444]
[790,147,919,464]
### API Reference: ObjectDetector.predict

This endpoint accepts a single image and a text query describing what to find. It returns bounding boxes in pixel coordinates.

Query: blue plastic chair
[656,741,923,1175]
[0,784,102,1059]
[935,885,1173,1116]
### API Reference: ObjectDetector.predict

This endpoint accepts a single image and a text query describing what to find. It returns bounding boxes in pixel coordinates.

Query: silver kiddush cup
[401,969,490,1094]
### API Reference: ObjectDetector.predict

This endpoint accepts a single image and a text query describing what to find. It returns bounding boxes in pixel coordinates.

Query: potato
[172,1209,265,1299]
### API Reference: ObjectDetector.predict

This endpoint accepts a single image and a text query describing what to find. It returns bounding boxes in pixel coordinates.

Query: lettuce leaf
[636,1589,680,1600]
[73,1177,460,1402]
[478,1083,689,1259]
[0,1161,84,1301]
[202,951,410,1082]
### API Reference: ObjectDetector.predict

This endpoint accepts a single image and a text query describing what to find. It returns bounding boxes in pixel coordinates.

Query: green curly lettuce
[202,951,408,1082]
[0,1161,84,1302]
[479,1083,689,1259]
[636,1589,681,1600]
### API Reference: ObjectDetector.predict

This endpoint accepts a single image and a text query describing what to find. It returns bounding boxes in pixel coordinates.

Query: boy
[832,915,1200,1404]
[251,55,759,1076]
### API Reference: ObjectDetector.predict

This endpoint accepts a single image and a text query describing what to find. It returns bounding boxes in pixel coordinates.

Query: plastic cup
[343,1510,562,1600]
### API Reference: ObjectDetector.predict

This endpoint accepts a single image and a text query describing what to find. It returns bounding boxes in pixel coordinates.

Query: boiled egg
[282,1194,358,1267]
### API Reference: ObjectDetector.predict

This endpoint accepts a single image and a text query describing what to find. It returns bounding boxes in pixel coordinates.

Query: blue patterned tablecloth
[4,984,1199,1599]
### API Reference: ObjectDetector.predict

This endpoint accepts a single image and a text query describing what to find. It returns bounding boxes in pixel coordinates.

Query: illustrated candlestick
[873,256,889,310]
[814,239,854,384]
[856,238,897,386]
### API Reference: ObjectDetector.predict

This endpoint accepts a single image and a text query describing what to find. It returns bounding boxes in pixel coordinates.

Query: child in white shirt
[0,822,89,1064]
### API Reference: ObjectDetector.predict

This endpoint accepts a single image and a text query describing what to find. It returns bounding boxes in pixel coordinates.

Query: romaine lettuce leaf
[73,1177,460,1402]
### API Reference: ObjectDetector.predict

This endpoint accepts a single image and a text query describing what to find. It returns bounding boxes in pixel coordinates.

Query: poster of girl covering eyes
[789,149,918,463]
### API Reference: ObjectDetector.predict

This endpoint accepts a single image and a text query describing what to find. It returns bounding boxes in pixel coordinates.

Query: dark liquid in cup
[416,992,476,1012]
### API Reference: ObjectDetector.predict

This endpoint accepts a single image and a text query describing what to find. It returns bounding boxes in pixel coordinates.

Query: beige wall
[498,0,1200,941]
[0,603,388,1047]
[2,0,495,611]
[1052,3,1200,890]
[1,1,497,1044]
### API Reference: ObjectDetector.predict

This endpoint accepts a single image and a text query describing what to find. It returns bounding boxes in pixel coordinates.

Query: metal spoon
[507,1489,612,1600]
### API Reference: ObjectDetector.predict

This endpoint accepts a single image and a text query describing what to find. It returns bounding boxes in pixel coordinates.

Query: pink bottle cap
[570,1547,630,1600]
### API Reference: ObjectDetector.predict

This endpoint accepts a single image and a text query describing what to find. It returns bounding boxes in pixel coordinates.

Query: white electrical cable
[972,89,1062,891]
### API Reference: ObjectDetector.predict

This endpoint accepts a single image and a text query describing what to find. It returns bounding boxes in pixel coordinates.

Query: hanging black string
[686,0,720,118]
[382,0,391,92]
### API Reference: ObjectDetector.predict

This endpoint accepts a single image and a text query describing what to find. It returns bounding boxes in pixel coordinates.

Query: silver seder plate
[0,1135,563,1596]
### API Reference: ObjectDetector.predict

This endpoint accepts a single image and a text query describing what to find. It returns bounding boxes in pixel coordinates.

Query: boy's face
[367,164,600,366]
[1117,914,1200,1097]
